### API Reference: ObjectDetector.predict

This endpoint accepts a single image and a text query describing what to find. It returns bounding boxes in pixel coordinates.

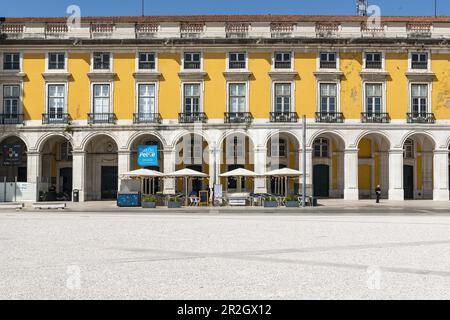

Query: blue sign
[137,145,158,167]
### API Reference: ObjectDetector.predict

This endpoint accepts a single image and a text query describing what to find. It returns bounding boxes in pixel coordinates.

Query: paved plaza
[1,203,450,299]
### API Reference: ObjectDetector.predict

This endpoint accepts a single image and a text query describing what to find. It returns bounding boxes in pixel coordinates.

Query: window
[3,85,20,116]
[93,52,111,70]
[138,53,155,70]
[138,84,156,115]
[404,139,414,159]
[365,52,382,69]
[93,84,111,114]
[320,52,336,69]
[228,83,246,113]
[366,84,382,113]
[47,84,65,118]
[60,141,73,161]
[411,53,428,70]
[48,53,65,70]
[229,52,246,69]
[183,84,200,113]
[320,83,337,113]
[274,83,291,113]
[270,138,287,158]
[314,138,329,158]
[411,84,428,115]
[3,53,20,70]
[184,52,201,70]
[274,52,291,69]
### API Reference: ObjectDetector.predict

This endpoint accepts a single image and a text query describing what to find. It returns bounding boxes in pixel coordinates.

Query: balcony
[411,62,428,70]
[178,112,208,123]
[0,114,24,125]
[133,113,162,124]
[87,113,116,124]
[270,112,299,123]
[184,62,201,70]
[224,112,253,124]
[229,62,246,69]
[361,112,390,123]
[315,112,344,123]
[42,113,71,124]
[319,61,337,69]
[407,113,435,124]
[365,61,382,69]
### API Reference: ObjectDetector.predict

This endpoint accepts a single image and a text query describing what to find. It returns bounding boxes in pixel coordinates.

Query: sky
[1,0,449,17]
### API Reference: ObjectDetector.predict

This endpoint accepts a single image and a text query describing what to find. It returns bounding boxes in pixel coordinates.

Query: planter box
[168,201,182,208]
[285,201,299,208]
[142,201,156,208]
[264,201,278,208]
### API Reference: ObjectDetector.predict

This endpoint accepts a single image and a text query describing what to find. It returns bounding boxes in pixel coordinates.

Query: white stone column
[26,151,41,202]
[254,146,267,194]
[72,151,86,202]
[163,149,176,194]
[433,149,449,201]
[379,151,389,198]
[208,147,220,190]
[117,150,131,192]
[299,148,313,196]
[388,149,404,201]
[344,149,359,200]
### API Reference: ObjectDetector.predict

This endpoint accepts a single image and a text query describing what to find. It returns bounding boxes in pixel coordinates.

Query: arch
[35,132,73,152]
[307,130,346,149]
[264,130,300,148]
[170,130,211,149]
[354,130,392,150]
[400,131,437,150]
[0,133,30,151]
[126,131,167,151]
[80,132,119,151]
[217,129,255,149]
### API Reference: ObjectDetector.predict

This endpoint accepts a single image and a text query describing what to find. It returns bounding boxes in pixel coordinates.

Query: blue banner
[137,145,158,167]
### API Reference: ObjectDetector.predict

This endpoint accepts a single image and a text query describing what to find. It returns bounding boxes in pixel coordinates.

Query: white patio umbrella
[220,168,256,192]
[264,168,303,197]
[165,168,208,206]
[120,169,164,195]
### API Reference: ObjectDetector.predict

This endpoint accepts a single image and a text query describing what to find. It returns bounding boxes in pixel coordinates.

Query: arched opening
[266,132,299,195]
[312,133,345,198]
[39,135,73,201]
[220,133,254,192]
[174,133,209,194]
[0,136,28,202]
[85,134,118,201]
[129,134,164,194]
[402,133,435,199]
[357,133,390,199]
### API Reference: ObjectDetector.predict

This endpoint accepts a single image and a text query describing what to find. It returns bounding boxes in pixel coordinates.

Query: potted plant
[142,195,157,208]
[285,195,300,208]
[168,197,182,209]
[264,196,278,208]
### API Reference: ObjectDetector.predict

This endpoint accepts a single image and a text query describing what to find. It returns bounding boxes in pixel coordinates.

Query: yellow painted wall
[386,53,408,119]
[158,53,180,120]
[295,52,316,118]
[68,53,90,120]
[204,53,226,119]
[113,53,135,120]
[249,53,271,118]
[432,53,450,119]
[358,138,372,158]
[341,53,363,119]
[23,53,45,120]
[358,165,371,189]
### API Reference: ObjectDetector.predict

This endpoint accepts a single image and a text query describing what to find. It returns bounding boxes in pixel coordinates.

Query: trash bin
[73,189,79,202]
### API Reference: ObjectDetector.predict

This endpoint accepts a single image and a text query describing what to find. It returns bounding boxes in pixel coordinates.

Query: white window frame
[362,51,385,71]
[408,51,431,72]
[317,51,339,70]
[180,82,204,113]
[45,82,68,115]
[317,81,340,112]
[1,52,23,72]
[181,51,203,72]
[227,52,248,71]
[408,82,432,114]
[135,52,158,72]
[362,81,386,113]
[91,52,113,72]
[135,82,158,114]
[272,51,294,71]
[1,83,23,115]
[313,138,330,158]
[271,81,295,113]
[45,52,68,72]
[90,82,113,114]
[226,82,249,113]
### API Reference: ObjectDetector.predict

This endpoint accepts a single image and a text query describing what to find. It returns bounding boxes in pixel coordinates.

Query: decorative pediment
[313,70,343,81]
[42,72,72,81]
[133,72,162,81]
[268,71,298,81]
[178,71,207,81]
[360,70,389,81]
[0,72,26,82]
[87,72,117,81]
[405,71,435,82]
[223,71,252,81]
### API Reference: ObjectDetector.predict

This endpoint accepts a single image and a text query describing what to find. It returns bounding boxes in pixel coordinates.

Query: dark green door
[101,166,118,200]
[59,167,73,200]
[313,164,329,197]
[403,165,414,199]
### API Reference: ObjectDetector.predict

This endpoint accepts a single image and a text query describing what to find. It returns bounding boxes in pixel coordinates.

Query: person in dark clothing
[375,185,381,203]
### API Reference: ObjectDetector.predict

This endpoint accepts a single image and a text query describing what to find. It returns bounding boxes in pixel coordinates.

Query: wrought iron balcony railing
[178,112,208,123]
[407,112,435,124]
[319,61,337,69]
[270,112,299,123]
[87,113,117,124]
[224,112,253,124]
[0,114,24,125]
[411,62,428,70]
[42,113,71,124]
[274,61,292,69]
[184,62,201,70]
[133,113,162,124]
[228,61,246,69]
[361,112,390,123]
[365,61,382,69]
[315,112,344,123]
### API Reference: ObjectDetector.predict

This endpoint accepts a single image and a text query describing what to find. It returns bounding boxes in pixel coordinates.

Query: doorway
[59,167,73,200]
[101,166,118,200]
[313,164,330,197]
[403,165,414,199]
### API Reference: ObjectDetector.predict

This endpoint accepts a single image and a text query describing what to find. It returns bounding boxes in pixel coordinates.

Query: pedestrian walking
[375,185,381,203]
